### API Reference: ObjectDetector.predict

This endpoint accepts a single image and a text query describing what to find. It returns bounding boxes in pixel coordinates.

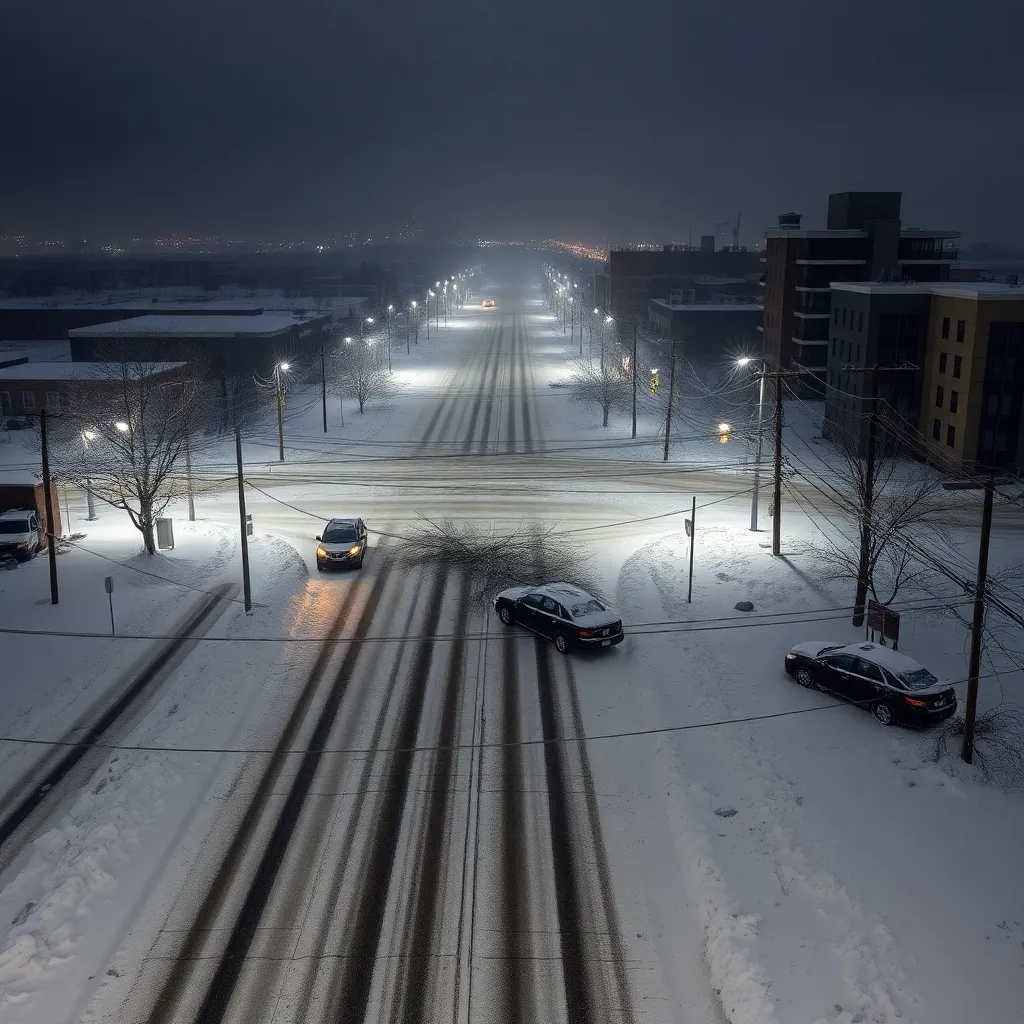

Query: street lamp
[738,356,767,531]
[115,421,130,433]
[274,361,290,462]
[81,430,97,521]
[427,290,433,338]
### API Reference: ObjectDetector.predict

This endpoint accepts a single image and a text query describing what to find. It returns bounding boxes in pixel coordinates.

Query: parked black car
[315,518,368,571]
[493,582,624,654]
[784,641,957,726]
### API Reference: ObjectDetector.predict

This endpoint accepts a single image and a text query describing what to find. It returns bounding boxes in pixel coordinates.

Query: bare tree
[332,336,391,414]
[50,344,212,554]
[817,404,950,613]
[565,357,628,427]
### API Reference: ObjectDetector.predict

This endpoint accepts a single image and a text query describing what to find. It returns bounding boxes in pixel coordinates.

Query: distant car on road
[493,582,623,654]
[315,517,368,571]
[784,641,957,726]
[0,508,40,562]
[481,298,496,308]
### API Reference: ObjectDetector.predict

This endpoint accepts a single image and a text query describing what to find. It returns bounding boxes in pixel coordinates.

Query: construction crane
[715,211,743,250]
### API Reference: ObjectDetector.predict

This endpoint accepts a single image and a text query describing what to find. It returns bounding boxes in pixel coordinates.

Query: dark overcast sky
[4,0,1023,244]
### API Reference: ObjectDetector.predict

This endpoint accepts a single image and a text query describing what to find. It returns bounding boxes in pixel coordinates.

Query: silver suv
[315,518,368,571]
[0,509,41,562]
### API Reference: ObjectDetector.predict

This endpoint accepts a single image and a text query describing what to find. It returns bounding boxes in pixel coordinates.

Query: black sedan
[494,583,624,654]
[784,641,957,726]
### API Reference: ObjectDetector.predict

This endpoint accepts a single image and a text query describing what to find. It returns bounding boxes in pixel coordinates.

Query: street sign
[867,600,900,647]
[104,575,113,594]
[246,513,254,537]
[104,575,115,635]
[684,518,692,538]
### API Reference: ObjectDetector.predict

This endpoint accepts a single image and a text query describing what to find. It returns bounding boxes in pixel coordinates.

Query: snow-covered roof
[650,300,763,312]
[0,297,265,313]
[837,642,924,675]
[832,281,1024,300]
[0,342,72,363]
[68,313,328,338]
[0,361,185,381]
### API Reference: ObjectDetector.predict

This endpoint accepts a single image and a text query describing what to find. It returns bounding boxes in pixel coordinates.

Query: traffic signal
[717,422,731,444]
[650,373,660,395]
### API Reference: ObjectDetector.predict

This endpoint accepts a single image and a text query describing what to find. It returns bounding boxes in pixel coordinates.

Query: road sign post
[104,575,115,636]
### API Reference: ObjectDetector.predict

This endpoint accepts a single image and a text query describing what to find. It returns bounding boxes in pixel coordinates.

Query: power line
[0,667,1006,758]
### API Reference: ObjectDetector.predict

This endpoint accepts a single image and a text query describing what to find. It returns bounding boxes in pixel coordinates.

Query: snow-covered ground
[0,278,1020,1024]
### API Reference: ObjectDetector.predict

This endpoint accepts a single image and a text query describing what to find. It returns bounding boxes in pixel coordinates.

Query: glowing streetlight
[81,430,97,520]
[277,361,290,372]
[82,429,96,441]
[115,421,130,433]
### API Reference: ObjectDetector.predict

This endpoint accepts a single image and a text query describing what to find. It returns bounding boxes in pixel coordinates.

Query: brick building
[761,193,959,389]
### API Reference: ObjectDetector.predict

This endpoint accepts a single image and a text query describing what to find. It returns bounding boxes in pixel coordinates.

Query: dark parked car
[315,518,368,571]
[784,641,957,726]
[493,582,624,654]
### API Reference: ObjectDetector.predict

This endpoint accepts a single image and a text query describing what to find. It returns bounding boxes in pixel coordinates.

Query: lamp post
[738,356,767,531]
[410,300,418,349]
[81,430,97,521]
[602,315,613,371]
[274,361,290,462]
[426,291,432,338]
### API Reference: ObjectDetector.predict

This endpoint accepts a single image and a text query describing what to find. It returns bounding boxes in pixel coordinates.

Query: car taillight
[579,629,593,638]
[904,697,927,708]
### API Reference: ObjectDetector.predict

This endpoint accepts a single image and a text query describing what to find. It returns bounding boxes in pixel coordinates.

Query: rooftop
[0,297,265,313]
[831,281,1024,300]
[0,361,186,382]
[68,312,328,338]
[651,299,763,312]
[764,227,960,240]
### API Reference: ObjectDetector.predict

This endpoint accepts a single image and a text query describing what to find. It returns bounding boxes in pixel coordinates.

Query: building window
[45,391,61,412]
[953,355,962,378]
[932,418,941,440]
[21,391,36,412]
[941,316,950,339]
[956,319,966,343]
[938,351,947,373]
[946,423,956,448]
[0,391,11,416]
[950,390,959,414]
[858,311,864,332]
[935,385,944,408]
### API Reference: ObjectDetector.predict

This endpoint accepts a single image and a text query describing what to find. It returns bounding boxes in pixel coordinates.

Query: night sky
[4,0,1023,244]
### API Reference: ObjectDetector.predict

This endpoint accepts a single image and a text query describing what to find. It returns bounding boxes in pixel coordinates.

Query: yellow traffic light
[651,375,660,395]
[717,422,731,443]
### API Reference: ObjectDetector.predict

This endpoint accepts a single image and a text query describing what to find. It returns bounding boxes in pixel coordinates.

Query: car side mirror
[315,535,321,541]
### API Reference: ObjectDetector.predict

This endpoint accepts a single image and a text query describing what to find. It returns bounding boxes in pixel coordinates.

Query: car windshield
[570,599,604,617]
[0,521,30,535]
[323,527,358,544]
[899,666,940,691]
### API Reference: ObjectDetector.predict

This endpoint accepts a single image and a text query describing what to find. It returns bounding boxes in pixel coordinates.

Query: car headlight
[785,652,797,660]
[348,545,361,556]
[316,546,327,558]
[16,539,29,547]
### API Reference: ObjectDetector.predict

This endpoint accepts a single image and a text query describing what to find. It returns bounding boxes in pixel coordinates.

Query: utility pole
[962,480,994,763]
[852,366,880,626]
[631,322,638,439]
[663,344,677,462]
[320,344,328,434]
[772,371,783,556]
[183,410,196,522]
[234,425,252,614]
[39,409,59,605]
[750,362,766,531]
[275,367,285,462]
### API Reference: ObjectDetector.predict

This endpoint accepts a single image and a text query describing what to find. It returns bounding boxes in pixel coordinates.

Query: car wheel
[498,605,513,626]
[357,556,364,568]
[553,633,569,655]
[795,666,816,689]
[872,701,895,726]
[317,563,325,572]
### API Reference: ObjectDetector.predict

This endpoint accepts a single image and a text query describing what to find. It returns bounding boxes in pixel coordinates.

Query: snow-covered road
[1,274,1021,1024]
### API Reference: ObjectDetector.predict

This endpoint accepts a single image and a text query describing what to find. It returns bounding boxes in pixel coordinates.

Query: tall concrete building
[760,192,959,388]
